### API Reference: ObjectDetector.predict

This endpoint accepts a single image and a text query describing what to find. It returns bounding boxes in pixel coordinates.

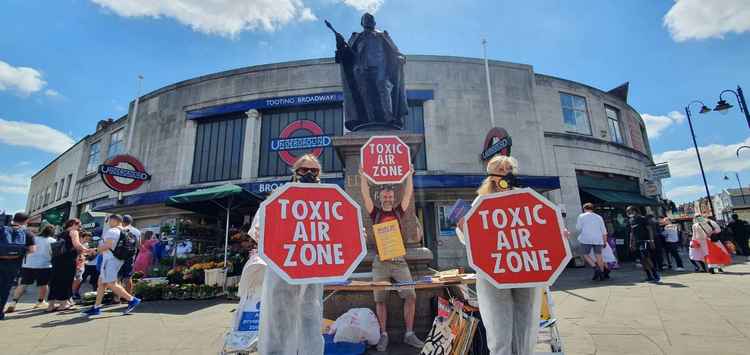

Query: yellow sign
[373,219,406,261]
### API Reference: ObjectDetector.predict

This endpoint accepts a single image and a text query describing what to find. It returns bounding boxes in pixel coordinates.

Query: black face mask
[489,173,517,189]
[296,172,319,183]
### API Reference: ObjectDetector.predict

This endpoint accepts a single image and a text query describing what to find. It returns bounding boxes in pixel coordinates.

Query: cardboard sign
[258,183,367,284]
[361,135,413,185]
[462,188,571,289]
[373,219,406,261]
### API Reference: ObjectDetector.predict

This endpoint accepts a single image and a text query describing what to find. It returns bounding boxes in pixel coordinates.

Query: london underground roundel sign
[98,154,151,193]
[462,188,571,289]
[271,120,332,166]
[360,135,412,185]
[258,183,367,284]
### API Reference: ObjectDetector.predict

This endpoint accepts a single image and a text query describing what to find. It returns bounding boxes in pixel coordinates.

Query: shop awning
[166,184,264,274]
[166,184,263,215]
[581,188,658,206]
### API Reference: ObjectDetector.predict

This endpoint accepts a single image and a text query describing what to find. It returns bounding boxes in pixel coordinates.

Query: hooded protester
[257,154,325,355]
[458,155,541,355]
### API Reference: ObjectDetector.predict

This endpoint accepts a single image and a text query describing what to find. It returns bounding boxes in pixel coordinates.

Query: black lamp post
[713,85,750,129]
[685,100,717,218]
[724,173,746,204]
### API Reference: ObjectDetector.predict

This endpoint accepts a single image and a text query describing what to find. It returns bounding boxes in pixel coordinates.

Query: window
[87,142,101,173]
[640,124,652,155]
[64,174,72,197]
[560,93,591,135]
[108,129,125,158]
[56,180,63,200]
[192,115,246,183]
[605,106,624,144]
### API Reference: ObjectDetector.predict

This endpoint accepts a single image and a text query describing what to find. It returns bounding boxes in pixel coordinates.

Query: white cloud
[641,111,685,138]
[0,60,47,95]
[0,174,30,195]
[0,118,75,154]
[341,0,384,13]
[44,89,62,98]
[91,0,317,37]
[664,0,750,42]
[653,137,750,178]
[664,184,715,203]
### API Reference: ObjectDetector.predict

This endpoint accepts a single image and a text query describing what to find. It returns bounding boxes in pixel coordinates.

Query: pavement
[1,255,748,355]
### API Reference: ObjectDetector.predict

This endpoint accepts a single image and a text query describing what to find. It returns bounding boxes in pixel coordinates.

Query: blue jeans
[0,260,22,316]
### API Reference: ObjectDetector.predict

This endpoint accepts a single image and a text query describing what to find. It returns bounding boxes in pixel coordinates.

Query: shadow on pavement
[130,298,234,315]
[553,262,689,292]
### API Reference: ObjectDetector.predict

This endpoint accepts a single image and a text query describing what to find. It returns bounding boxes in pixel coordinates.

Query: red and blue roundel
[270,120,332,166]
[98,154,151,193]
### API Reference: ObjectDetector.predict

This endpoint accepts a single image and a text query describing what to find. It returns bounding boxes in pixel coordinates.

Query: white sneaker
[404,332,424,349]
[675,267,685,271]
[376,333,388,352]
[34,301,48,309]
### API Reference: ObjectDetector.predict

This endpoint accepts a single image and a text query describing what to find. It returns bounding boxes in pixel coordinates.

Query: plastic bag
[329,308,381,346]
[223,251,267,353]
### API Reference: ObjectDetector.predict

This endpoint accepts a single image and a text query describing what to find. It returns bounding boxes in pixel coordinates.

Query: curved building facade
[27,55,659,267]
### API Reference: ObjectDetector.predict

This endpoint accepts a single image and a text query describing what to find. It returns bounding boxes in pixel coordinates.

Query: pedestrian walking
[117,215,141,302]
[0,213,36,320]
[82,214,141,316]
[576,203,609,281]
[72,231,97,299]
[5,224,56,313]
[727,213,750,260]
[660,218,685,271]
[47,219,91,312]
[133,231,157,275]
[628,206,660,282]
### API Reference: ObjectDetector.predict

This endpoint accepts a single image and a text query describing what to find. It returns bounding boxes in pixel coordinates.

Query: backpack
[112,228,137,261]
[50,232,72,258]
[0,226,28,258]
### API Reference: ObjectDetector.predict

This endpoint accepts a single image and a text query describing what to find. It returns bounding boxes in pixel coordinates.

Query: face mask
[490,173,516,190]
[696,216,705,223]
[297,172,319,183]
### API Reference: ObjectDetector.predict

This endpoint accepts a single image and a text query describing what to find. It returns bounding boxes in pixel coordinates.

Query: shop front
[577,171,658,261]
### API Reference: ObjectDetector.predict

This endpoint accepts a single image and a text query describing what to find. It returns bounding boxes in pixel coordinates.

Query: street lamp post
[713,85,750,129]
[685,100,717,218]
[724,173,746,204]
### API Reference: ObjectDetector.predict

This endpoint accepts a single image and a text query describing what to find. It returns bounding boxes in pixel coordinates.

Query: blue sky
[1,0,750,213]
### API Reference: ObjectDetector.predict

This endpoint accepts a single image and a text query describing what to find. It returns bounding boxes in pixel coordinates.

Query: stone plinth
[332,132,434,275]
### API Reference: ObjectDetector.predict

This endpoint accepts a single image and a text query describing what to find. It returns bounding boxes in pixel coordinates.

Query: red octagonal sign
[360,135,413,185]
[462,188,571,289]
[258,183,367,284]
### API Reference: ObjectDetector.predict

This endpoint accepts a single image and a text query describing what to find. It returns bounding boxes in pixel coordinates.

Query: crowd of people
[0,212,144,320]
[574,204,747,283]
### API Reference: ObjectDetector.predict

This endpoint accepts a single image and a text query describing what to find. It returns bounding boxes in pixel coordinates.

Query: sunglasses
[296,167,320,176]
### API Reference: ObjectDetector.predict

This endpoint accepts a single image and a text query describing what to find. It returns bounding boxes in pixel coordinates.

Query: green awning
[581,188,658,206]
[166,183,263,216]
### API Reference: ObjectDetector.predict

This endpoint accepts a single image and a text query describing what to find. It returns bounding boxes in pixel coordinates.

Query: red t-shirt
[370,206,405,236]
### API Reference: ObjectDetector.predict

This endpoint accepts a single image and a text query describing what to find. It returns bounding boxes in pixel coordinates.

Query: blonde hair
[476,155,519,196]
[291,154,322,171]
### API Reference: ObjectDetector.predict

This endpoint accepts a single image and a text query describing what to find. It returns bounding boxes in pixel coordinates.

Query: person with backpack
[0,212,36,320]
[117,215,141,302]
[47,218,92,312]
[4,224,56,313]
[82,214,141,316]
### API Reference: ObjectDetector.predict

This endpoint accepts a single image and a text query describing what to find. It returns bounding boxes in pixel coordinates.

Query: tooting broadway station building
[26,55,661,266]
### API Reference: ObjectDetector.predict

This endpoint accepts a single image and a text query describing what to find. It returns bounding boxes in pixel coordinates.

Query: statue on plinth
[326,13,408,131]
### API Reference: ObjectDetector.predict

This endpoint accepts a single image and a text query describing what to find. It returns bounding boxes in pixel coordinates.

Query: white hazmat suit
[457,197,541,355]
[253,210,325,355]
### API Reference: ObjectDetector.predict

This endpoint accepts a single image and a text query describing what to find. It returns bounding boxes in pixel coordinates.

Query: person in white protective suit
[458,155,541,355]
[257,154,325,355]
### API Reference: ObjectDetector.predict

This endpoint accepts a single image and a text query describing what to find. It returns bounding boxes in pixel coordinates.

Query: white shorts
[99,257,124,284]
